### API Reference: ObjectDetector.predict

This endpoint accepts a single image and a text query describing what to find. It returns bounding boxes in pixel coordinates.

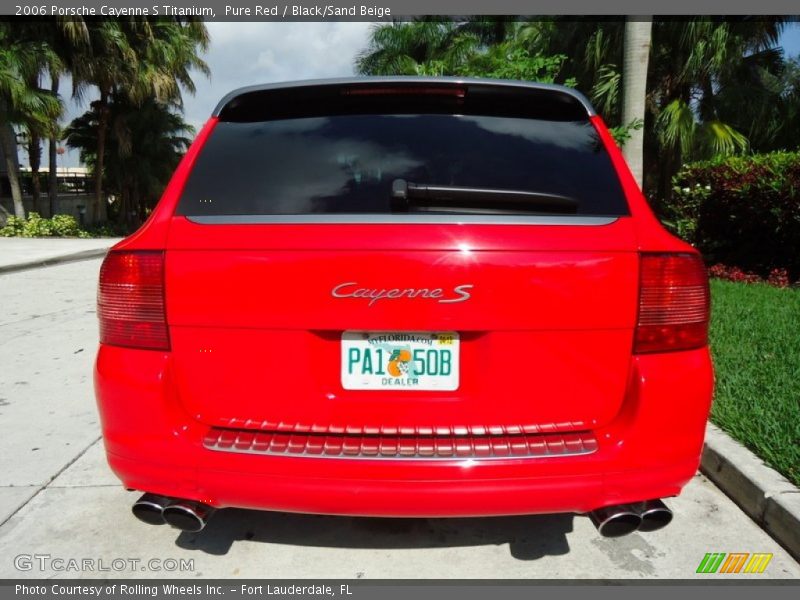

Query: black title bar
[4,1,800,20]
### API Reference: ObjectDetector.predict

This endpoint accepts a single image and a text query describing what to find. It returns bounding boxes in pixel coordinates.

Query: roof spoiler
[213,76,596,123]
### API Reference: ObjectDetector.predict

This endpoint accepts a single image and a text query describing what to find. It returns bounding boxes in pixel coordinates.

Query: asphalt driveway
[1,258,798,579]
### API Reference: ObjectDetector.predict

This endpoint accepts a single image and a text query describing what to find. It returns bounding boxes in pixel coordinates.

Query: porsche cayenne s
[94,77,713,536]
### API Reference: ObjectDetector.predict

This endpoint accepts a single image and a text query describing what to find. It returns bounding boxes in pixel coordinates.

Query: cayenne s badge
[331,282,473,306]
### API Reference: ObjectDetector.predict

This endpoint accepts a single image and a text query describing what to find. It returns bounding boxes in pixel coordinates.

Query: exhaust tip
[163,501,214,532]
[637,499,673,532]
[589,505,642,538]
[132,493,171,525]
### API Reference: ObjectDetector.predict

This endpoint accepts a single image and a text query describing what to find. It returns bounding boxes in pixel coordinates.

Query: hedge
[0,213,87,238]
[0,213,121,238]
[667,152,800,281]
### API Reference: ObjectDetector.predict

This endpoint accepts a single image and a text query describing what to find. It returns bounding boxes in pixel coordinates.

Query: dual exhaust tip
[134,493,670,537]
[132,493,215,532]
[589,499,673,537]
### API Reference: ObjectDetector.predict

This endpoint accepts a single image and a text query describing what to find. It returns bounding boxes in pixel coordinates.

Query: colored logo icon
[696,553,773,574]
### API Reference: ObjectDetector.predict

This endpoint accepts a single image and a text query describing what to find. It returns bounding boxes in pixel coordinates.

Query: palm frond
[698,120,749,156]
[591,64,621,116]
[656,98,696,156]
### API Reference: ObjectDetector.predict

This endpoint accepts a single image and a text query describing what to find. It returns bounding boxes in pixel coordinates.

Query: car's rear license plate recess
[341,331,459,391]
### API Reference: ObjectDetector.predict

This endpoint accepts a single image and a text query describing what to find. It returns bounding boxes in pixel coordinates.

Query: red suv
[94,77,713,537]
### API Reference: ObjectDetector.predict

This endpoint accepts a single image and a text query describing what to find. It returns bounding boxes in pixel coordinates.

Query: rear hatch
[165,80,639,434]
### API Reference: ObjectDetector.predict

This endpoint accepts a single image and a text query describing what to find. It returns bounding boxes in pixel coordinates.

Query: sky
[49,22,376,169]
[31,20,800,170]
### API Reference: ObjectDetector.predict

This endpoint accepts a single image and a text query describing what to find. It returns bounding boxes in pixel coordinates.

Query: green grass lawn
[709,279,800,487]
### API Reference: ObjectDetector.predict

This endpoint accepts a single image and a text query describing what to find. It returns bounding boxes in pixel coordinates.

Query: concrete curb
[0,248,110,275]
[701,422,800,560]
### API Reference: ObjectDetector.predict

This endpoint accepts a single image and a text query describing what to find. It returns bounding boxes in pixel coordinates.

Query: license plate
[341,331,459,391]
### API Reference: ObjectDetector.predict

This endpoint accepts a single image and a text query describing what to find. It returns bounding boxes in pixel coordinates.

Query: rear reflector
[635,253,710,354]
[98,251,169,351]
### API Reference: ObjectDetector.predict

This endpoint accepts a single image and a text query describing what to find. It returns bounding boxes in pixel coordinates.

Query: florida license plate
[341,331,459,391]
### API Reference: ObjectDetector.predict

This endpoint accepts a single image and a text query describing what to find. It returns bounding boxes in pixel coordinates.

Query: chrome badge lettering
[332,283,473,306]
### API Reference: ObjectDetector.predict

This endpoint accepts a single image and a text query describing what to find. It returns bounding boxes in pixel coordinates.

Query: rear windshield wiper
[391,179,578,215]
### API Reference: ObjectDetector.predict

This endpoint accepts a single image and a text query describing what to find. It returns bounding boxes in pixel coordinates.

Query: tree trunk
[93,90,109,223]
[132,180,141,229]
[621,17,652,190]
[28,134,44,215]
[48,74,60,218]
[0,122,25,218]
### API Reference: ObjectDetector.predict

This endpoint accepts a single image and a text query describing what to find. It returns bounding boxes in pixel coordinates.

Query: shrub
[49,214,82,237]
[0,216,25,237]
[0,213,90,238]
[668,152,800,281]
[20,212,55,237]
[708,263,790,288]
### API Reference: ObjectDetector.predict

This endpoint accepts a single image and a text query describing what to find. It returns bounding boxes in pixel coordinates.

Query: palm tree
[621,18,652,188]
[0,26,62,218]
[356,20,481,75]
[733,55,800,152]
[23,62,59,216]
[357,19,573,81]
[1,20,88,218]
[71,20,136,223]
[129,19,210,107]
[47,76,60,217]
[645,19,786,200]
[64,96,193,228]
[43,19,89,216]
[72,18,208,223]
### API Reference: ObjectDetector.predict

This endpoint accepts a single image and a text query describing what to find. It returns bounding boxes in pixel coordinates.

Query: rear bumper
[95,345,713,517]
[107,451,699,517]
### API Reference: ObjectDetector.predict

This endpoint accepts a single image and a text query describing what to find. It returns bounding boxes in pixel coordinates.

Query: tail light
[634,253,710,354]
[98,251,169,351]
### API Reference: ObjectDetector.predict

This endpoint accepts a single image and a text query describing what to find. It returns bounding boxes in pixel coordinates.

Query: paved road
[1,259,799,579]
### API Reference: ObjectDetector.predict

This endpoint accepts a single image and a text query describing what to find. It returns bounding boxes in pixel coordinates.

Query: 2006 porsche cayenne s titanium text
[94,77,713,536]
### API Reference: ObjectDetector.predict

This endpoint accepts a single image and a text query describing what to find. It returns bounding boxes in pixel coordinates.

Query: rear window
[178,101,628,218]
